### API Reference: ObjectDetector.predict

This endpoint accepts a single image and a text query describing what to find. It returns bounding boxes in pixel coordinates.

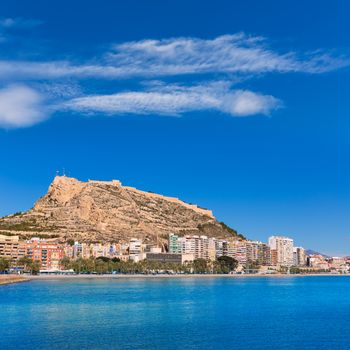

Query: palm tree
[29,261,41,275]
[17,256,33,273]
[60,257,71,270]
[0,257,10,273]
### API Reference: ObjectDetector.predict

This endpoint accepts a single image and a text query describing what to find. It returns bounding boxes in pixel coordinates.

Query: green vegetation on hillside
[0,230,59,240]
[219,222,246,240]
[0,218,58,233]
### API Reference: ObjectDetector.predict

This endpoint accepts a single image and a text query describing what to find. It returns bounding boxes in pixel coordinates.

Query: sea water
[1,276,350,349]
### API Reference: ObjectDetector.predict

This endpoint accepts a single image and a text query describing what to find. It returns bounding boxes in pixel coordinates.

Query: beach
[2,273,349,285]
[26,273,350,281]
[0,275,29,285]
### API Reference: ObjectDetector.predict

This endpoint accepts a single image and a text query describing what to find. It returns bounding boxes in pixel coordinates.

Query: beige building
[268,236,294,267]
[293,247,306,266]
[173,235,217,261]
[146,253,195,264]
[226,240,247,264]
[0,235,27,263]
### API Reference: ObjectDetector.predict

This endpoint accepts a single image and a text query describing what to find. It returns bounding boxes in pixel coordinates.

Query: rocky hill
[0,176,243,244]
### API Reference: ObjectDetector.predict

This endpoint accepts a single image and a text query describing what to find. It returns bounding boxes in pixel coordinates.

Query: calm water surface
[1,276,350,349]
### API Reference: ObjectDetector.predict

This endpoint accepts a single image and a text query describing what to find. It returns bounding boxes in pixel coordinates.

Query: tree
[245,260,260,271]
[29,261,41,275]
[17,256,41,275]
[60,257,71,270]
[18,256,33,272]
[193,259,208,274]
[219,222,246,240]
[95,259,109,274]
[290,267,301,274]
[0,257,10,272]
[217,256,238,273]
[67,239,75,246]
[96,256,110,263]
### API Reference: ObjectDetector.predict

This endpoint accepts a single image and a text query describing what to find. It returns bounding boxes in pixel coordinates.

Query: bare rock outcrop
[0,176,238,243]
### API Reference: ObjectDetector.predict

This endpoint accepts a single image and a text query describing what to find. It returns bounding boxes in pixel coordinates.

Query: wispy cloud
[0,34,348,81]
[0,61,126,80]
[0,85,48,128]
[107,34,349,76]
[0,17,42,44]
[0,17,42,29]
[0,33,347,128]
[64,81,281,117]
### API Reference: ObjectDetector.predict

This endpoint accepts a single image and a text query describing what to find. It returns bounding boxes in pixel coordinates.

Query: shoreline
[26,273,350,281]
[0,275,29,286]
[2,273,349,284]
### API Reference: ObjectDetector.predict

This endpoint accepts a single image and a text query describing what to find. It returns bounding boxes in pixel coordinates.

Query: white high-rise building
[269,236,294,267]
[129,238,144,262]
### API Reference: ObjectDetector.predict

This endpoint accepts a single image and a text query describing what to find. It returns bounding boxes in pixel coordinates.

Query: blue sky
[0,0,350,255]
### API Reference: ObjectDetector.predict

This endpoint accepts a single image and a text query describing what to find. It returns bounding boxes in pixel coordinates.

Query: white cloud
[107,34,349,76]
[0,34,347,81]
[0,85,48,128]
[64,82,281,117]
[0,33,345,128]
[0,81,280,128]
[221,90,280,116]
[0,61,125,80]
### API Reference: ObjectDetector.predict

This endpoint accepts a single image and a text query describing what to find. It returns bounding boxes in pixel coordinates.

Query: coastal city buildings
[169,233,179,254]
[146,252,195,264]
[293,247,306,267]
[225,240,247,264]
[0,235,64,270]
[307,254,330,270]
[268,236,294,267]
[0,235,27,264]
[0,232,348,274]
[26,238,64,270]
[257,243,271,266]
[129,238,145,262]
[169,234,217,260]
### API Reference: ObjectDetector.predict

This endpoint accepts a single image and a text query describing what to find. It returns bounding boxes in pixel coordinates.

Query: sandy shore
[26,273,350,281]
[1,273,348,284]
[0,275,29,285]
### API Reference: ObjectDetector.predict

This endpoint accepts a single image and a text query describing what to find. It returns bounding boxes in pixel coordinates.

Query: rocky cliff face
[0,176,237,243]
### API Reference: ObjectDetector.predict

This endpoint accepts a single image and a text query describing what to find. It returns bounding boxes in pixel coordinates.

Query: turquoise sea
[1,276,350,349]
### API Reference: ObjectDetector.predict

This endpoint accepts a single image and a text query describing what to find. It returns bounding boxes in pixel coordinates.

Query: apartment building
[169,233,180,253]
[268,236,294,267]
[293,247,306,266]
[146,252,194,264]
[0,234,27,263]
[169,234,216,260]
[26,238,64,270]
[226,240,247,264]
[129,238,145,262]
